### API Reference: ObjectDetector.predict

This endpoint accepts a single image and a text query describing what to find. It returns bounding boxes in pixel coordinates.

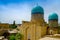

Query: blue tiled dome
[48,13,58,20]
[31,6,44,14]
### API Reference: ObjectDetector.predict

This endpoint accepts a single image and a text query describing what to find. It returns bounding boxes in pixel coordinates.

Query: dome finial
[36,3,39,6]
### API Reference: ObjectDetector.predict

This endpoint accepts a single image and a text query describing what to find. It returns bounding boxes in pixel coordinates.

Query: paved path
[39,37,60,40]
[3,39,8,40]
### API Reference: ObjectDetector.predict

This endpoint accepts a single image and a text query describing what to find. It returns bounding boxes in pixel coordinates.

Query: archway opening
[2,31,9,38]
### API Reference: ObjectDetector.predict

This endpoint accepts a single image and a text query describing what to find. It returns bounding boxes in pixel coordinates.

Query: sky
[0,0,60,24]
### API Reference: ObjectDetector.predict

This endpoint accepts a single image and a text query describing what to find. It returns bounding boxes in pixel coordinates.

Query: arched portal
[2,31,9,38]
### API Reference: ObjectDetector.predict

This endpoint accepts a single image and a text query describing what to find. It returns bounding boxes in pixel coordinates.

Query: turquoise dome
[48,13,58,20]
[31,6,44,14]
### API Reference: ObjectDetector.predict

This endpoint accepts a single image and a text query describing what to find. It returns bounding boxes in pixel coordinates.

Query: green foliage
[15,33,23,40]
[11,25,17,29]
[9,35,15,40]
[9,33,23,40]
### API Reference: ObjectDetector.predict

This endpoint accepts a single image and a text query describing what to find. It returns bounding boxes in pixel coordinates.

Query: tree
[10,20,17,29]
[9,35,15,40]
[9,33,23,40]
[15,33,23,40]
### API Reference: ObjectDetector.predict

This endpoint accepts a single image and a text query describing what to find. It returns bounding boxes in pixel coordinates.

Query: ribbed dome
[48,13,58,20]
[31,6,44,14]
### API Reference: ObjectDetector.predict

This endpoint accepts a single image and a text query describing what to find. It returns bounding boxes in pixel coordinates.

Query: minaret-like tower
[48,13,58,27]
[31,6,44,22]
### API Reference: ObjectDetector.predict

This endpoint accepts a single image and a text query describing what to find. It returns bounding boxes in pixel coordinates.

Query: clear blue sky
[0,0,60,24]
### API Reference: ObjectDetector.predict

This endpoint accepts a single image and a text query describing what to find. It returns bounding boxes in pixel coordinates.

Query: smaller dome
[31,6,44,14]
[48,13,58,20]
